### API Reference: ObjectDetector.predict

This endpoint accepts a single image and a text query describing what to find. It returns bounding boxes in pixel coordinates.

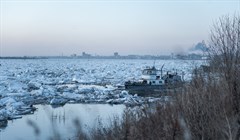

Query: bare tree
[209,14,240,112]
[208,14,240,140]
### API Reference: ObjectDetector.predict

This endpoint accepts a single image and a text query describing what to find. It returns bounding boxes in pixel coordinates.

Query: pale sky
[0,0,239,56]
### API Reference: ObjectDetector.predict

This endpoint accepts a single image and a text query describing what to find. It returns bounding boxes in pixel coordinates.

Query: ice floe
[0,59,204,127]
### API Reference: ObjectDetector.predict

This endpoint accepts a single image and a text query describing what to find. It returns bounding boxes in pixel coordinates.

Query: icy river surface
[0,59,204,139]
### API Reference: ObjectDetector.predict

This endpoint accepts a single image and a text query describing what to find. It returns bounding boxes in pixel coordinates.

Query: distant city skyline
[0,0,239,56]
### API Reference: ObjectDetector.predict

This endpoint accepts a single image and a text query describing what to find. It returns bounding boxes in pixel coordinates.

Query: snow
[0,59,204,125]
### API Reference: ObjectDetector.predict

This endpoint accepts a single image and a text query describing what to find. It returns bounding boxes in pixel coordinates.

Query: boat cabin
[140,66,165,85]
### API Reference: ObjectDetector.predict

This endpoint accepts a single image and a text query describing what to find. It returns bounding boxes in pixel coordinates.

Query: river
[0,104,125,140]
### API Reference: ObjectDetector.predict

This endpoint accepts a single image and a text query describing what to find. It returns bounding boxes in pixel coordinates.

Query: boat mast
[160,64,164,77]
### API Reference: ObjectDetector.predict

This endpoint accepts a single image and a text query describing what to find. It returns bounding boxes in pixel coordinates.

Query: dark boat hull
[125,84,166,90]
[125,83,183,97]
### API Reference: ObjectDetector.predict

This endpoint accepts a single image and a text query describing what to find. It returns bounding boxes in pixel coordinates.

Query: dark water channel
[0,104,125,140]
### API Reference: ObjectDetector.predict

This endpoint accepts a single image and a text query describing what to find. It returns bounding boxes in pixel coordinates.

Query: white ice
[0,59,204,121]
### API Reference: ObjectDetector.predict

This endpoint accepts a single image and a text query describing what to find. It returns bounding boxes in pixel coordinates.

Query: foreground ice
[0,59,204,125]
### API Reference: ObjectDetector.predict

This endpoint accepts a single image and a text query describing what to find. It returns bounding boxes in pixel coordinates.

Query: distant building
[171,53,175,59]
[71,54,77,57]
[114,52,120,58]
[82,52,91,58]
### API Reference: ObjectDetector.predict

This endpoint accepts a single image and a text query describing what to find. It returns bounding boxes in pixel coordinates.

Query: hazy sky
[0,0,239,56]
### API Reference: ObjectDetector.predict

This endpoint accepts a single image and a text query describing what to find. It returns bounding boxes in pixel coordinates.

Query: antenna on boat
[161,64,165,77]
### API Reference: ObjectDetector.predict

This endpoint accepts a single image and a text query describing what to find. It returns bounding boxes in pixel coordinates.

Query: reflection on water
[0,104,125,140]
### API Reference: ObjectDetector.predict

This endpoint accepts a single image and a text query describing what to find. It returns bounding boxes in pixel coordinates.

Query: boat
[124,65,183,93]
